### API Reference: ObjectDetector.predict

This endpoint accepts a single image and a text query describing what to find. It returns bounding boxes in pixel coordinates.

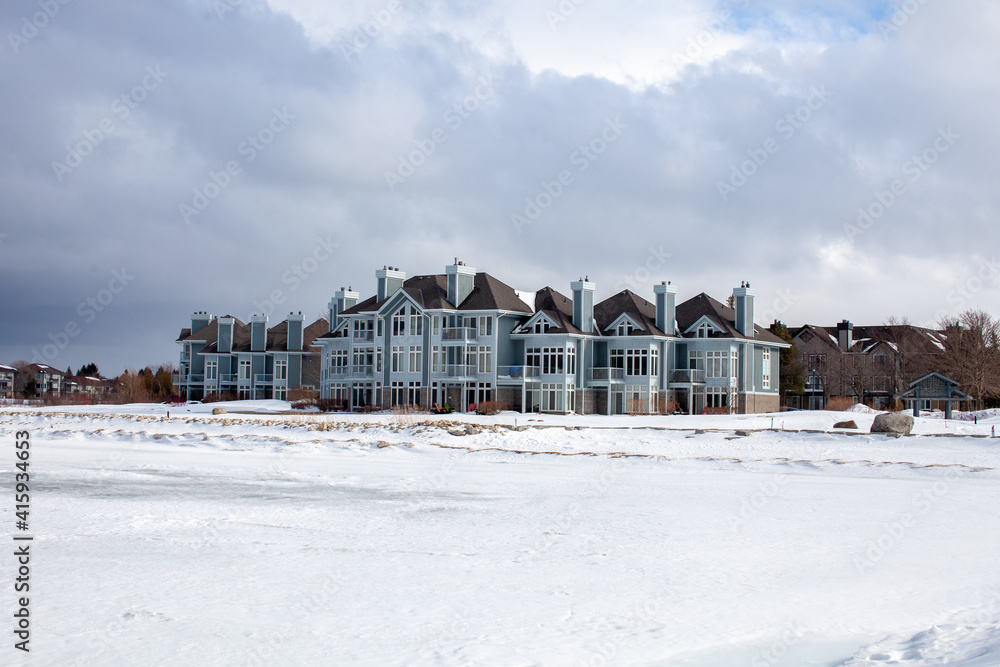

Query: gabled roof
[676,293,785,344]
[341,272,533,315]
[595,290,663,336]
[184,315,326,354]
[519,287,584,335]
[792,323,947,356]
[26,363,67,376]
[0,364,15,372]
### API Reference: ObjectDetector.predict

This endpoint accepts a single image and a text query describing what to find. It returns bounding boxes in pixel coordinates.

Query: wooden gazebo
[896,372,971,418]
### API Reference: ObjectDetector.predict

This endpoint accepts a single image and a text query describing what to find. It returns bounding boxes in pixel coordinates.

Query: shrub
[826,396,857,412]
[315,398,346,412]
[657,398,682,415]
[700,406,729,415]
[288,386,318,402]
[202,392,237,404]
[476,401,508,415]
[291,398,318,410]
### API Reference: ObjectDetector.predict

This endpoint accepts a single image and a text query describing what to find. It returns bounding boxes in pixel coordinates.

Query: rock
[833,420,858,429]
[377,441,392,448]
[870,413,914,437]
[212,407,227,415]
[735,429,753,437]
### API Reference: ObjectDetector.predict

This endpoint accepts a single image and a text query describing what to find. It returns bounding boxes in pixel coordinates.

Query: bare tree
[938,309,1000,409]
[115,368,151,404]
[10,360,35,399]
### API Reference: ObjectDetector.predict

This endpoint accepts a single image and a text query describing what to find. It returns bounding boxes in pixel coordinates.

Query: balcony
[496,365,540,381]
[173,373,204,385]
[441,327,478,342]
[587,367,625,382]
[670,369,706,383]
[220,374,238,384]
[433,364,478,378]
[326,367,350,380]
[353,330,375,342]
[351,365,375,379]
[254,374,274,385]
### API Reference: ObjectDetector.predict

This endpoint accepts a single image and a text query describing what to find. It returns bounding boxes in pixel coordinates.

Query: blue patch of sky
[713,0,898,41]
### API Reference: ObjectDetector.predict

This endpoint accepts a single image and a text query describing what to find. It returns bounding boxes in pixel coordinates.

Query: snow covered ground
[2,404,999,666]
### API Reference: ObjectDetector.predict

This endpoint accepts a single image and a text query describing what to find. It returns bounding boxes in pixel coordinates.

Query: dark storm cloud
[1,0,998,374]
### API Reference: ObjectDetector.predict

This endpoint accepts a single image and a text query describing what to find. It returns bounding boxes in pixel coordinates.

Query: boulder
[870,413,914,437]
[212,407,227,415]
[833,420,858,429]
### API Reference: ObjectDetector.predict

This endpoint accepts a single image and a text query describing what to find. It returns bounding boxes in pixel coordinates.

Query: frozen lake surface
[3,404,1000,666]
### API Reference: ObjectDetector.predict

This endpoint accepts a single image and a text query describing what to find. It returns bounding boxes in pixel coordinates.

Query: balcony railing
[326,367,350,380]
[587,367,625,382]
[220,374,238,384]
[433,364,478,378]
[496,365,540,380]
[254,374,274,384]
[670,369,706,383]
[351,365,375,379]
[173,373,204,385]
[440,327,478,342]
[353,330,375,342]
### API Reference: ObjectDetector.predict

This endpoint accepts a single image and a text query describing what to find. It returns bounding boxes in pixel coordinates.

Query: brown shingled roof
[595,290,663,336]
[676,293,785,344]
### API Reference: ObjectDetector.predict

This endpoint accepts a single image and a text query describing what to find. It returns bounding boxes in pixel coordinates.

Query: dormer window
[616,322,632,336]
[533,320,548,334]
[697,323,711,338]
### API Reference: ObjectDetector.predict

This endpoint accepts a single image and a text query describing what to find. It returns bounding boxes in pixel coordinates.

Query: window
[610,349,624,369]
[239,359,251,381]
[731,350,739,378]
[331,351,348,374]
[274,386,286,400]
[762,349,771,389]
[393,309,406,336]
[408,346,422,373]
[354,319,373,340]
[706,351,727,378]
[407,382,422,406]
[808,354,826,371]
[432,316,440,336]
[391,381,406,406]
[465,345,477,372]
[541,383,562,411]
[542,347,564,374]
[625,349,648,376]
[431,345,440,373]
[377,319,383,337]
[479,316,493,337]
[567,346,576,376]
[354,348,373,373]
[391,346,405,373]
[478,346,492,374]
[274,359,287,381]
[688,350,705,370]
[533,319,548,334]
[650,348,658,377]
[375,348,382,373]
[205,360,218,381]
[616,321,632,336]
[410,313,423,336]
[697,323,711,338]
[526,347,541,369]
[707,386,729,409]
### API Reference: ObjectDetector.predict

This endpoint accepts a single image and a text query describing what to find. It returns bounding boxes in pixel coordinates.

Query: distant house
[23,363,66,396]
[64,375,116,400]
[0,364,14,399]
[311,261,788,415]
[175,312,327,401]
[784,320,949,409]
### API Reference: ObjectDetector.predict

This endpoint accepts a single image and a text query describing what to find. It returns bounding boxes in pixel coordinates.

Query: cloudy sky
[2,0,999,375]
